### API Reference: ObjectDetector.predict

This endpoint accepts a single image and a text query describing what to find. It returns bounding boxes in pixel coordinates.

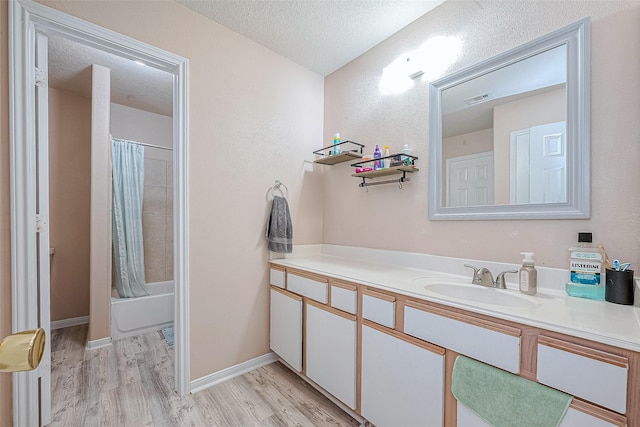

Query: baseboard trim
[190,352,278,394]
[51,315,89,330]
[85,336,112,351]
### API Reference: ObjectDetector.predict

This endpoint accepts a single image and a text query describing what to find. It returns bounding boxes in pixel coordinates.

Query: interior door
[510,121,567,204]
[446,152,494,207]
[35,31,52,426]
[529,121,567,203]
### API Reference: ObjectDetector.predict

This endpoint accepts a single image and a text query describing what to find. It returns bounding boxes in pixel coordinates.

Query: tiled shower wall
[142,155,174,283]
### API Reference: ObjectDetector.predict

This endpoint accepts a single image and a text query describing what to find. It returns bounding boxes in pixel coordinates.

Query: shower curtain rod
[112,136,173,151]
[130,140,173,151]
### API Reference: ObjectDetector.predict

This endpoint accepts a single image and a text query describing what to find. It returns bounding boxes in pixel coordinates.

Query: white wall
[324,1,640,270]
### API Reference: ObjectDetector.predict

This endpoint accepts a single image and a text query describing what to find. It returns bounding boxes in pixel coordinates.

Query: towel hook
[271,180,289,199]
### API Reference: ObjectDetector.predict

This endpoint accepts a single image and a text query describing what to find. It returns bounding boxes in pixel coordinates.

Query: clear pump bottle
[519,252,537,296]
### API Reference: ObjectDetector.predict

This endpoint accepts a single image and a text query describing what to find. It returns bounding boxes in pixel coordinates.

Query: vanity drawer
[537,336,628,414]
[362,289,396,329]
[330,281,357,315]
[404,301,521,373]
[270,267,285,289]
[287,271,328,304]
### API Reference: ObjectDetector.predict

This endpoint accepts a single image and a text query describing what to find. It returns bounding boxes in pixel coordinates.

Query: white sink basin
[410,277,538,309]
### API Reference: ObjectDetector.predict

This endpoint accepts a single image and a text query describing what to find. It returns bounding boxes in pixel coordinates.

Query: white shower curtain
[112,138,149,298]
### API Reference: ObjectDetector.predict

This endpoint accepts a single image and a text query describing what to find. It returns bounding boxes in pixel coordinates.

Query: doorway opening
[10,1,190,424]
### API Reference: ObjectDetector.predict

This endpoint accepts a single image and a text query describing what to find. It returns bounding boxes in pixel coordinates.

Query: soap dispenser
[519,252,537,296]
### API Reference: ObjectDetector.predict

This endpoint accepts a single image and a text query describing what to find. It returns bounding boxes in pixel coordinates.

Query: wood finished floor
[49,325,360,427]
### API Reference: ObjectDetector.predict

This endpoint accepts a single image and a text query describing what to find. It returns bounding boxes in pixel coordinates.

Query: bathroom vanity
[268,246,640,427]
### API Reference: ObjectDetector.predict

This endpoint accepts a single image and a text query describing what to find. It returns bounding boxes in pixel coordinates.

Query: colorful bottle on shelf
[383,145,391,169]
[373,144,382,170]
[565,232,605,300]
[401,144,412,165]
[333,133,341,155]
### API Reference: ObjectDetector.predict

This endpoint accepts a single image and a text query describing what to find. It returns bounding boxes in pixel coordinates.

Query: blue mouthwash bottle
[565,232,605,300]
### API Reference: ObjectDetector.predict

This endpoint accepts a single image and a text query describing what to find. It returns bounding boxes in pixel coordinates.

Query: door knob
[0,328,45,372]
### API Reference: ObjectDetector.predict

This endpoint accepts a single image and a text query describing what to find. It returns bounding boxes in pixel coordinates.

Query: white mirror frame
[428,18,590,220]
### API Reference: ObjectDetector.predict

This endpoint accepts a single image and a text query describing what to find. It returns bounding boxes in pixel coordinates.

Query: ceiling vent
[464,93,492,105]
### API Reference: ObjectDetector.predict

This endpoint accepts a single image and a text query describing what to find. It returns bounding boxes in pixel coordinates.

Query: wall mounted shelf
[313,140,365,165]
[351,154,419,189]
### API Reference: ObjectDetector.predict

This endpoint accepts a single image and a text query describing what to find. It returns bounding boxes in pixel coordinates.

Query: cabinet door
[457,398,626,427]
[361,323,445,427]
[270,287,302,371]
[560,407,625,427]
[404,302,521,373]
[269,267,285,288]
[537,336,628,414]
[305,302,357,409]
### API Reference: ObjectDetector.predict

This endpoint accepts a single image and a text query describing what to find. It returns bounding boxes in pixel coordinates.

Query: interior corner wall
[323,0,640,271]
[48,88,92,322]
[88,64,112,343]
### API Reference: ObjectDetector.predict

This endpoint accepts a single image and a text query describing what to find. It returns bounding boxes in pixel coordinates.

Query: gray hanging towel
[266,195,293,253]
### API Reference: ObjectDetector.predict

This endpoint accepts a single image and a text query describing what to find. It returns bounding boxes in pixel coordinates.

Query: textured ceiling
[48,34,174,116]
[47,0,445,116]
[177,0,445,76]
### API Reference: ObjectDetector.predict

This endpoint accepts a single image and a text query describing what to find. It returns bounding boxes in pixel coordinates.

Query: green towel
[451,356,572,427]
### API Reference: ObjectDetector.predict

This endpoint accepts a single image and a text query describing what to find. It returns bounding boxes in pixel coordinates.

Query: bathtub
[111,281,174,341]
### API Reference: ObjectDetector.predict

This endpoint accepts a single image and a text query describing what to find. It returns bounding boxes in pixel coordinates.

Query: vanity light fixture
[406,56,424,79]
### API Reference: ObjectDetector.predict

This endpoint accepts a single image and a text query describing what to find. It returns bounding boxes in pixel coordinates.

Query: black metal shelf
[313,140,365,165]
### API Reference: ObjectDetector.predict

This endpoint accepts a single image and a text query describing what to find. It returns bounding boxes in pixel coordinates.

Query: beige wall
[0,0,12,423]
[493,87,566,204]
[13,0,325,384]
[48,88,92,322]
[324,1,640,271]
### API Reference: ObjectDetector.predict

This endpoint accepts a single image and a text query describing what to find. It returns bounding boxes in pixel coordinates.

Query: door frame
[9,0,191,424]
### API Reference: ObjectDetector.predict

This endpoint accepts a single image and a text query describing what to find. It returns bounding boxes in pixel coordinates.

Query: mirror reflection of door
[510,121,567,204]
[446,152,495,207]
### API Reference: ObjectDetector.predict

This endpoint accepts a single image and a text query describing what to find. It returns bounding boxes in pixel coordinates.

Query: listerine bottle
[565,232,605,300]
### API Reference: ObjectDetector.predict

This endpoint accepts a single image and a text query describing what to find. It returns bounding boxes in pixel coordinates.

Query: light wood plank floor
[49,325,360,427]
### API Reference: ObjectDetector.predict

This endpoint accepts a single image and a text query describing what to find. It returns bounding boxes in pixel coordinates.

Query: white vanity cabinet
[268,262,639,427]
[361,322,445,427]
[305,300,357,410]
[269,287,303,371]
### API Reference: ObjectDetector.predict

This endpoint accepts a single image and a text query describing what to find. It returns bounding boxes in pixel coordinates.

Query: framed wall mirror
[428,18,590,220]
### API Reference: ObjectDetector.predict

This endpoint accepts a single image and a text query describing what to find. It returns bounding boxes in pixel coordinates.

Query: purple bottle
[373,144,382,170]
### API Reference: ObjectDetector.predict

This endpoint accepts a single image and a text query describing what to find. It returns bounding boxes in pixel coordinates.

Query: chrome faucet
[464,264,518,289]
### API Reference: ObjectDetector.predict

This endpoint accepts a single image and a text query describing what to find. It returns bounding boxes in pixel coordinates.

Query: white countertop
[270,248,640,352]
